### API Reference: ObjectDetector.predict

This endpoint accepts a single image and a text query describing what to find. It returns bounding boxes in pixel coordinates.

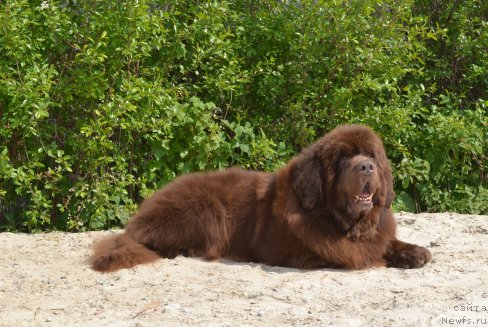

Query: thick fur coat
[90,125,432,272]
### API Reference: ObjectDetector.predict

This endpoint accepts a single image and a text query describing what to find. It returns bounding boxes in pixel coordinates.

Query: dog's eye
[369,153,375,159]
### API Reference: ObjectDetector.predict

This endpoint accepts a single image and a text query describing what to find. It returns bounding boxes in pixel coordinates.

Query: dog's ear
[383,160,395,209]
[292,150,323,211]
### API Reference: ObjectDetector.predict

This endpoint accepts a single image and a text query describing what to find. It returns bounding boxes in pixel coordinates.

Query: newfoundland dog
[90,124,431,272]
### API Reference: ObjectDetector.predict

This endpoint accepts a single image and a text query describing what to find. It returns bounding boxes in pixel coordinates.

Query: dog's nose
[357,159,376,176]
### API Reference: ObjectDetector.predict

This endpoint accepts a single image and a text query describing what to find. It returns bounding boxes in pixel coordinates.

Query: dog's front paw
[390,246,432,269]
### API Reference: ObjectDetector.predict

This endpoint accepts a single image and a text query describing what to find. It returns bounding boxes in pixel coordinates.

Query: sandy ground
[1,212,487,327]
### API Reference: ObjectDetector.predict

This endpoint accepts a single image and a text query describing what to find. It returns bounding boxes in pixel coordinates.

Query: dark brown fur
[89,125,431,272]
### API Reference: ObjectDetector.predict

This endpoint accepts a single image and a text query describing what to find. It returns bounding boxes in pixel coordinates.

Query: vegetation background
[0,0,487,232]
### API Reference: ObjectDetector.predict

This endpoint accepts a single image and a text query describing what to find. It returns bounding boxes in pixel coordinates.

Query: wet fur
[90,125,431,272]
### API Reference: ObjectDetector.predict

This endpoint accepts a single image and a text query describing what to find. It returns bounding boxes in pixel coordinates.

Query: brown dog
[89,124,431,272]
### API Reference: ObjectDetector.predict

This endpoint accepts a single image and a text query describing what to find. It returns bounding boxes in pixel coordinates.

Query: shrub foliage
[1,0,487,231]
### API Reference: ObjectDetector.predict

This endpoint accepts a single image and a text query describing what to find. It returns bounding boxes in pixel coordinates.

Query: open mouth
[354,193,373,205]
[354,183,374,206]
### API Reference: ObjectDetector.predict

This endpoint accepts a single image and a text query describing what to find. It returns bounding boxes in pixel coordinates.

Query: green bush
[1,0,487,231]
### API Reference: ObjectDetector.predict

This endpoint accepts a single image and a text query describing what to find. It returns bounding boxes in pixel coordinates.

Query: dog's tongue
[360,190,371,198]
[360,183,371,196]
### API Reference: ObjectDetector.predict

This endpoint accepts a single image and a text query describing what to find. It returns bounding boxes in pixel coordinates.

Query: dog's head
[292,125,395,224]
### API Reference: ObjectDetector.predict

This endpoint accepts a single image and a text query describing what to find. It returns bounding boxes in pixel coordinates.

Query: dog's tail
[89,233,160,272]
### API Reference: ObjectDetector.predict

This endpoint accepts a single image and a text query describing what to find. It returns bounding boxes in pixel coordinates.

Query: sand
[1,212,487,327]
